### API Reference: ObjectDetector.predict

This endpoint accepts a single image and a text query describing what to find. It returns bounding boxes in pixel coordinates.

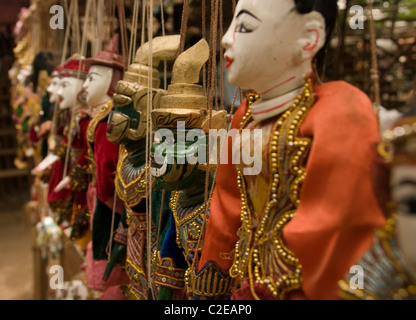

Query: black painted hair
[31,52,55,91]
[294,0,339,74]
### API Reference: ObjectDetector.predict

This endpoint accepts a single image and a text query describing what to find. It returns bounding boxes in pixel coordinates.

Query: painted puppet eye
[398,196,416,215]
[236,21,257,33]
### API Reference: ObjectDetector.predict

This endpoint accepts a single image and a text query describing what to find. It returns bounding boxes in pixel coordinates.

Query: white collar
[250,86,304,121]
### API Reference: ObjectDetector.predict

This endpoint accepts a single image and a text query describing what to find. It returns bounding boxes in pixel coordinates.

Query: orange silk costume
[197,81,386,299]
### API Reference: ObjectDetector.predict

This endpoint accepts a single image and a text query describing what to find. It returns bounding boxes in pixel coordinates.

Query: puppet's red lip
[225,56,234,69]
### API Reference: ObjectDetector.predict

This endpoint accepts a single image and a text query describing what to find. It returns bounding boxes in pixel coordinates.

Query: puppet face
[107,82,163,145]
[150,127,207,190]
[47,76,61,103]
[57,77,84,110]
[107,98,142,145]
[392,164,416,280]
[82,65,113,107]
[222,0,325,95]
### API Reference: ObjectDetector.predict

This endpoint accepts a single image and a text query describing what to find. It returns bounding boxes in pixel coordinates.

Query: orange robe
[198,81,386,300]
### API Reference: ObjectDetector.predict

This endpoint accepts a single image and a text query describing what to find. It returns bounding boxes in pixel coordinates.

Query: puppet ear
[295,11,326,63]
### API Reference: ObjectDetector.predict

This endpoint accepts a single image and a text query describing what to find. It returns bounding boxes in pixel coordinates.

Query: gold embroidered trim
[154,252,186,290]
[188,264,236,297]
[86,101,113,181]
[115,148,147,207]
[170,191,209,228]
[231,78,315,300]
[86,101,113,144]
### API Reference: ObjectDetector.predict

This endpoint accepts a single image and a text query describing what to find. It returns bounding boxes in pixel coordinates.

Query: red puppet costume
[83,35,129,296]
[194,80,386,300]
[55,55,91,250]
[46,65,74,226]
[192,0,386,300]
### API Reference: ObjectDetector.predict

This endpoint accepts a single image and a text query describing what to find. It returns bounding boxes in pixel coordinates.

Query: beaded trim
[231,78,315,300]
[188,262,236,298]
[154,252,187,290]
[125,257,147,300]
[115,148,147,207]
[170,191,210,258]
[339,216,416,300]
[70,208,91,240]
[49,196,73,224]
[55,142,67,160]
[86,101,113,181]
[69,164,89,191]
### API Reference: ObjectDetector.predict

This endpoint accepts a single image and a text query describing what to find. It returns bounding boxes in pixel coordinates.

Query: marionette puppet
[339,102,416,300]
[32,65,62,176]
[54,55,92,250]
[105,35,180,300]
[30,52,55,160]
[32,64,74,226]
[81,34,130,294]
[191,0,387,300]
[32,66,64,174]
[14,52,54,166]
[149,39,228,299]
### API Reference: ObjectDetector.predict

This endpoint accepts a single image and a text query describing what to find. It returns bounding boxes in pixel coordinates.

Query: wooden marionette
[53,54,92,250]
[105,35,180,300]
[35,64,75,226]
[339,99,416,300]
[190,0,388,300]
[29,52,55,161]
[81,33,130,293]
[149,39,228,299]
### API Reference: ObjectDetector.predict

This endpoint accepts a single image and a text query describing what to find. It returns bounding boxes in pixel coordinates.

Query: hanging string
[80,0,92,60]
[108,0,128,260]
[210,0,219,111]
[108,0,117,37]
[195,0,219,269]
[179,0,190,54]
[194,0,230,271]
[63,0,89,179]
[145,0,156,299]
[368,0,381,121]
[74,0,81,55]
[128,0,140,65]
[117,0,129,67]
[49,0,70,155]
[62,0,81,179]
[97,0,105,55]
[202,0,207,94]
[61,0,74,65]
[141,0,147,46]
[160,0,168,90]
[219,0,224,110]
